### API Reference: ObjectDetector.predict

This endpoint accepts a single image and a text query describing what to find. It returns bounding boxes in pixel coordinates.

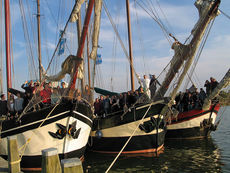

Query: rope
[183,18,215,91]
[105,100,162,173]
[9,159,21,165]
[19,0,37,79]
[220,9,230,21]
[103,1,143,87]
[133,2,149,74]
[135,0,172,45]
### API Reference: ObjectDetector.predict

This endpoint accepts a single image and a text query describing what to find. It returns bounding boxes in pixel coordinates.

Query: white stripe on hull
[0,115,91,156]
[167,112,217,130]
[91,115,164,137]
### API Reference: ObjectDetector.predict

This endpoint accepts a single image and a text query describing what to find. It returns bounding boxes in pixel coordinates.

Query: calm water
[83,106,230,173]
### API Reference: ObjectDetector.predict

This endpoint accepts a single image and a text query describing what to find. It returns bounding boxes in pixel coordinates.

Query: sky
[1,0,230,95]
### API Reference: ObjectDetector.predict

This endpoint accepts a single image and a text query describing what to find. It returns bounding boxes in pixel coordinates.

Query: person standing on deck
[59,82,67,96]
[204,80,211,96]
[40,83,52,107]
[138,75,151,98]
[14,93,24,114]
[0,94,8,117]
[149,74,161,99]
[210,77,219,92]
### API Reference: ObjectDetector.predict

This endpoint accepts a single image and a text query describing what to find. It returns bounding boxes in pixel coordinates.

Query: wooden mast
[4,0,12,99]
[0,0,3,94]
[126,0,135,91]
[37,0,42,83]
[154,0,220,101]
[76,10,85,93]
[87,31,91,89]
[70,0,95,89]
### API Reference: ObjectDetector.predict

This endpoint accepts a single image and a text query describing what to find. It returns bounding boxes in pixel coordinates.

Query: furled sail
[154,0,220,102]
[90,0,102,60]
[45,55,83,81]
[70,0,86,22]
[202,68,230,110]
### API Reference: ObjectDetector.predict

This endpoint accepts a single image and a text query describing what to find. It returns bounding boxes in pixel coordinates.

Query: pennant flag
[96,54,102,65]
[58,30,66,56]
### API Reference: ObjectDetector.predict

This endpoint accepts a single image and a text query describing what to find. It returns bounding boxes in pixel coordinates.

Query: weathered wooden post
[7,136,21,173]
[61,158,83,173]
[41,148,61,173]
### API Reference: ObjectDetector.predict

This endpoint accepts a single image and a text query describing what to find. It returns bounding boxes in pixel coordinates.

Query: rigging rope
[135,0,172,45]
[183,18,215,91]
[103,1,143,87]
[220,9,230,21]
[19,0,37,79]
[133,1,149,74]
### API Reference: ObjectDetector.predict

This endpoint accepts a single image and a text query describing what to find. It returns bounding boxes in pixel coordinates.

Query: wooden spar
[87,30,91,89]
[4,0,12,99]
[77,12,82,45]
[126,0,135,91]
[70,0,95,89]
[76,10,85,93]
[154,0,220,101]
[37,0,42,83]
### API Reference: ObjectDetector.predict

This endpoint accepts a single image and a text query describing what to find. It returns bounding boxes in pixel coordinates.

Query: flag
[96,54,102,65]
[58,38,66,55]
[58,30,66,55]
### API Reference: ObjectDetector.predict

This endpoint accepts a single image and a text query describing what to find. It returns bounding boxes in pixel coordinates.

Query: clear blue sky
[1,0,230,94]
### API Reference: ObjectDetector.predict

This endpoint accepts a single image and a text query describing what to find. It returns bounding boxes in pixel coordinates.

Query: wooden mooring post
[41,147,84,173]
[61,158,83,173]
[41,148,61,173]
[7,136,21,173]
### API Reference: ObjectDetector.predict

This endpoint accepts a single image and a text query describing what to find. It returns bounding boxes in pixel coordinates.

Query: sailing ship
[0,0,94,171]
[88,0,227,154]
[159,0,225,139]
[82,0,168,154]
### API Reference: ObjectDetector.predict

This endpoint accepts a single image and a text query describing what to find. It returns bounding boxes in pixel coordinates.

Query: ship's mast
[37,0,42,83]
[154,0,220,101]
[126,0,135,91]
[4,0,12,99]
[0,0,3,94]
[71,0,95,89]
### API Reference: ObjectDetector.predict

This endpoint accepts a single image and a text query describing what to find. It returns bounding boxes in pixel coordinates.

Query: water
[83,106,230,173]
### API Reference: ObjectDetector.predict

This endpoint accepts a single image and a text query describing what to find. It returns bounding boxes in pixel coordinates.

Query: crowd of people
[0,75,219,119]
[93,87,149,118]
[93,76,219,118]
[174,77,219,112]
[0,80,91,119]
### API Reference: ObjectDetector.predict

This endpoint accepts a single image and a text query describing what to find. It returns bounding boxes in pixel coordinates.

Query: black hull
[89,102,166,153]
[89,132,166,154]
[0,99,93,170]
[1,146,86,171]
[165,105,220,139]
[166,127,211,139]
[1,99,93,137]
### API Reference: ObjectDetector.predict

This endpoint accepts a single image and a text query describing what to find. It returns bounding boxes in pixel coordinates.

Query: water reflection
[83,138,222,173]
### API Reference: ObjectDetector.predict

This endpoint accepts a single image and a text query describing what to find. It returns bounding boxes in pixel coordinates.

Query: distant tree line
[218,90,230,106]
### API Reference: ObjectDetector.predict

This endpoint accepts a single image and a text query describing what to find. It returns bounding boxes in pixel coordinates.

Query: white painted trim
[2,111,70,134]
[72,111,93,123]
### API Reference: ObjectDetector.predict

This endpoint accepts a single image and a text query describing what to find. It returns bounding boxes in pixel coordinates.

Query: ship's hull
[0,99,93,171]
[166,105,220,139]
[89,103,166,154]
